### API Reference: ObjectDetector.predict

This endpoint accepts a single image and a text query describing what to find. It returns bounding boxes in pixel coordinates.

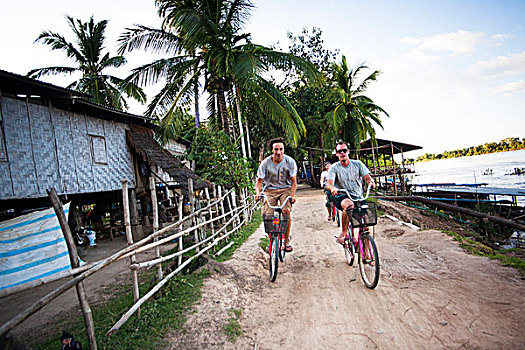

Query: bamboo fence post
[218,186,226,225]
[188,178,199,252]
[149,173,162,280]
[205,187,215,235]
[178,193,184,266]
[122,180,140,311]
[48,188,97,350]
[231,191,239,226]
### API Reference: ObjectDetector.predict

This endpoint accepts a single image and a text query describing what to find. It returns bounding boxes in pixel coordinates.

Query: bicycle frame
[337,183,380,289]
[258,192,292,282]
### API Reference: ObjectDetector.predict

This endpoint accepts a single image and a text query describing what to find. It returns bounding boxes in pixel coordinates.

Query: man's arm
[254,177,264,201]
[325,179,338,196]
[290,175,297,204]
[363,174,376,189]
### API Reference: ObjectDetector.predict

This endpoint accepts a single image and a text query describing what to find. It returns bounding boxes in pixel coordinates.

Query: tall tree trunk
[234,84,247,158]
[194,77,200,129]
[217,87,231,136]
[308,150,318,187]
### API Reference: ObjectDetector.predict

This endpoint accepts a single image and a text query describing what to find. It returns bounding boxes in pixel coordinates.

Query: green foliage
[415,137,525,162]
[28,16,145,111]
[184,127,255,189]
[325,55,389,150]
[443,230,525,271]
[33,270,210,350]
[259,236,269,251]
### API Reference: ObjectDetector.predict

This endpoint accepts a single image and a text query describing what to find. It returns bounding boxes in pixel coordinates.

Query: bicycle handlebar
[336,182,373,201]
[257,192,293,210]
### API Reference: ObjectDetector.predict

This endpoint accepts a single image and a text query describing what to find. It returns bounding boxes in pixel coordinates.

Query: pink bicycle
[337,184,380,289]
[259,193,292,282]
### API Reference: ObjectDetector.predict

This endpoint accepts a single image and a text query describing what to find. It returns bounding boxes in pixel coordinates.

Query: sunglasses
[336,148,348,154]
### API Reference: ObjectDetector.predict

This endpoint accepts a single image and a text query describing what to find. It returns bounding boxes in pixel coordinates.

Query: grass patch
[442,230,525,272]
[213,210,262,262]
[32,269,210,350]
[223,308,243,342]
[259,236,269,252]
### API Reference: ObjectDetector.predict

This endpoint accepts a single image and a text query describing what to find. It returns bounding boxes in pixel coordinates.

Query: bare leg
[283,208,291,246]
[337,198,354,243]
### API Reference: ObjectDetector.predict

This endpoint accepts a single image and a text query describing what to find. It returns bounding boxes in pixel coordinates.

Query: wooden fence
[0,179,257,349]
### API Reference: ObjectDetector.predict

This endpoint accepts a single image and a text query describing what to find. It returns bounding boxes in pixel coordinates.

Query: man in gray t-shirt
[255,138,297,252]
[325,141,376,244]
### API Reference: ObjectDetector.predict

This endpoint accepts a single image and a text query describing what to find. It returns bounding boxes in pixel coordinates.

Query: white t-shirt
[326,160,370,198]
[320,170,329,187]
[257,154,298,189]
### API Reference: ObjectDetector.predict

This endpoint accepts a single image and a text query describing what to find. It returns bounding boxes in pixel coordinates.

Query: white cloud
[400,30,485,54]
[492,80,525,96]
[469,51,525,77]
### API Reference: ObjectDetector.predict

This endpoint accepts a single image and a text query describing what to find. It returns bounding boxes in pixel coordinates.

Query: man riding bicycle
[325,141,376,244]
[255,138,297,252]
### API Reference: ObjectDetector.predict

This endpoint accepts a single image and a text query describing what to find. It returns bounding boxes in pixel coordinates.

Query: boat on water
[412,183,525,224]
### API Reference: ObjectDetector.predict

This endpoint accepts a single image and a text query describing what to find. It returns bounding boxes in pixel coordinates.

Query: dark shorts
[333,194,349,212]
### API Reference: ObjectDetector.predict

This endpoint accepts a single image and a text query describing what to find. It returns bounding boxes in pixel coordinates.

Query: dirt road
[167,186,525,349]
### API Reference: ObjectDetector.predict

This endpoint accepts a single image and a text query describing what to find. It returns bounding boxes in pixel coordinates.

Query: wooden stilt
[48,188,97,350]
[122,180,140,312]
[149,172,162,280]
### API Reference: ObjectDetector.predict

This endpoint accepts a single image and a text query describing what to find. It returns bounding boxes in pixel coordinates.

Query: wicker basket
[263,214,289,233]
[350,202,378,228]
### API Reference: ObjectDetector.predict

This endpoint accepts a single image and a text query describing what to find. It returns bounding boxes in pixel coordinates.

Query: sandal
[284,245,293,252]
[334,235,345,245]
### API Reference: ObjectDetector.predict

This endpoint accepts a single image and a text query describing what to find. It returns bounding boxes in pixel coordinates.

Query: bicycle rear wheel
[343,236,355,266]
[279,234,285,262]
[269,235,280,282]
[358,234,380,289]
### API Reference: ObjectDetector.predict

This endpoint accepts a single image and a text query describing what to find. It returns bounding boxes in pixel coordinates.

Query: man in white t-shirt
[325,141,376,244]
[255,138,297,252]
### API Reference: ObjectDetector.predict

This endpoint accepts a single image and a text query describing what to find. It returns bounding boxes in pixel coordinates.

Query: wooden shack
[0,69,206,239]
[357,138,422,194]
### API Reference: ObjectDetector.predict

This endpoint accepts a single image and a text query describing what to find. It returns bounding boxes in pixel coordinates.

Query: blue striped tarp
[0,204,72,294]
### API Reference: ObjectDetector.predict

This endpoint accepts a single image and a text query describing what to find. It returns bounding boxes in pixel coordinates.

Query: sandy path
[167,186,525,349]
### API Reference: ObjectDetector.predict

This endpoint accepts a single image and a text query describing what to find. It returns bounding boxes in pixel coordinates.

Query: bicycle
[337,184,380,289]
[259,193,292,282]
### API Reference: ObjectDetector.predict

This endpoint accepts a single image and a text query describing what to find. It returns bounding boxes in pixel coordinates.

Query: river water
[408,149,525,205]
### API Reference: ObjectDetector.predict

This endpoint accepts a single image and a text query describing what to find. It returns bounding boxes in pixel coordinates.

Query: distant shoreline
[415,147,525,163]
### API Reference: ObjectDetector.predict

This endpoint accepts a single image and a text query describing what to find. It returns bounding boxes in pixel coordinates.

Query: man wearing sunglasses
[325,141,376,244]
[255,138,297,252]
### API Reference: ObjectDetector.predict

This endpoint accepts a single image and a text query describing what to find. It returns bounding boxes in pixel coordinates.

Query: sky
[1,0,524,158]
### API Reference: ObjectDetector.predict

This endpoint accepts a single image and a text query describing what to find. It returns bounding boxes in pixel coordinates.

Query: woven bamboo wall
[0,96,135,200]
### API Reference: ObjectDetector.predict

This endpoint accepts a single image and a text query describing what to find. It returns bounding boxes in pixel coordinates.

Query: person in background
[319,162,333,220]
[255,138,297,252]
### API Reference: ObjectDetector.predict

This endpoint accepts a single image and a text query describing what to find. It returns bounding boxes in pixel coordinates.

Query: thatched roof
[126,125,210,191]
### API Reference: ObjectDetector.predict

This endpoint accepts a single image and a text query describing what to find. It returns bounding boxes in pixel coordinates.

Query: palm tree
[119,0,318,146]
[326,55,389,150]
[28,16,146,111]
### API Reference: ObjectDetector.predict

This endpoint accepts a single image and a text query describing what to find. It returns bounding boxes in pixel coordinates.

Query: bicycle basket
[351,202,378,227]
[263,214,289,233]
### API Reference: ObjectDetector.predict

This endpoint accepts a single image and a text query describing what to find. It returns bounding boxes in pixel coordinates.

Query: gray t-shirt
[257,154,298,189]
[326,160,370,199]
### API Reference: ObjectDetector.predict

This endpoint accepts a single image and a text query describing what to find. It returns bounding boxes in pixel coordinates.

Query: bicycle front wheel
[335,209,340,227]
[269,235,280,282]
[358,234,380,289]
[279,234,285,262]
[343,236,355,266]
